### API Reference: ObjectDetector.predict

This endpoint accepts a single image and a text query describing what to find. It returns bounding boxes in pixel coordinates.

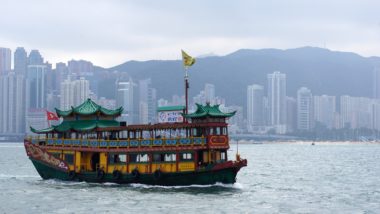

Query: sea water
[0,142,379,213]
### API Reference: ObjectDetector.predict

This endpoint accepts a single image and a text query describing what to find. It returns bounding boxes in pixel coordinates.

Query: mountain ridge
[99,47,380,107]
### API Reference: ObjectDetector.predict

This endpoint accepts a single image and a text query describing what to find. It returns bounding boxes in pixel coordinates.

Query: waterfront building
[14,47,28,76]
[139,79,157,123]
[0,47,11,75]
[314,95,336,129]
[68,59,93,76]
[27,65,47,109]
[267,71,287,134]
[205,83,215,104]
[340,95,373,129]
[297,87,313,131]
[247,84,264,132]
[373,66,380,99]
[60,77,90,110]
[286,96,297,133]
[0,72,26,134]
[28,50,44,65]
[116,78,139,124]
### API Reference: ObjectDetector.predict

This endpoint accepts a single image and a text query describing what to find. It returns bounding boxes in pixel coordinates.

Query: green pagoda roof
[157,105,185,112]
[31,120,121,134]
[184,103,236,118]
[55,98,123,117]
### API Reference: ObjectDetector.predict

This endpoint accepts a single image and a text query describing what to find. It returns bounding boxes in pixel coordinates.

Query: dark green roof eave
[157,105,185,112]
[30,126,55,134]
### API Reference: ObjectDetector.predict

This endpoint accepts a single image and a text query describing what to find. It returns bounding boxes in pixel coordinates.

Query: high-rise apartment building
[204,83,215,104]
[247,84,264,131]
[0,72,26,133]
[14,47,28,76]
[28,50,44,65]
[60,77,90,110]
[116,79,139,124]
[0,47,11,75]
[27,65,47,109]
[314,95,336,129]
[297,87,313,131]
[139,79,157,123]
[267,71,287,133]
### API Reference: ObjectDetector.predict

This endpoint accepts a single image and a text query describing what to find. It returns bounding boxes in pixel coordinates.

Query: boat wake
[36,179,244,190]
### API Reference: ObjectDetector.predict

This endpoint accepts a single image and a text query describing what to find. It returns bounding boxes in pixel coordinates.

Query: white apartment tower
[297,87,313,131]
[247,84,264,130]
[267,71,287,133]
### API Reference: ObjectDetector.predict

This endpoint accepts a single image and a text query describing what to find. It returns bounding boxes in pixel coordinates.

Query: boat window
[130,153,149,163]
[222,127,227,135]
[109,153,127,164]
[64,154,74,164]
[180,152,193,161]
[209,128,214,135]
[221,152,226,161]
[164,153,176,162]
[153,153,164,162]
[216,127,221,135]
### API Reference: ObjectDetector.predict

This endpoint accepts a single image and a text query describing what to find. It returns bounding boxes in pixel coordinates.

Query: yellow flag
[181,50,196,67]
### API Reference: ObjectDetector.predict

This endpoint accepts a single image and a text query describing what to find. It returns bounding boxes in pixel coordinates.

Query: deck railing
[27,136,206,148]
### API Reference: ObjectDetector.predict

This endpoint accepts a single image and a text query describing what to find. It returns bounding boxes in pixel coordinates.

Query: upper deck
[28,100,235,152]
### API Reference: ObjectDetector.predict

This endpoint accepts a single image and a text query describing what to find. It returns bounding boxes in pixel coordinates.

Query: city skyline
[2,45,380,139]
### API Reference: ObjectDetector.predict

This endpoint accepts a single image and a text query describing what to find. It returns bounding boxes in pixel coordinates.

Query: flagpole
[184,66,189,123]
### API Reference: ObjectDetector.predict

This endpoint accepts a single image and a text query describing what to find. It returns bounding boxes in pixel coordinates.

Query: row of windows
[109,152,194,164]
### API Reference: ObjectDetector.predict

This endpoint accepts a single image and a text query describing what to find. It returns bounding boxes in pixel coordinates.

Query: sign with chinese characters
[158,111,183,123]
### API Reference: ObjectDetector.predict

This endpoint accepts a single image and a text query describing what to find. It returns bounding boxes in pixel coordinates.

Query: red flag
[46,111,59,121]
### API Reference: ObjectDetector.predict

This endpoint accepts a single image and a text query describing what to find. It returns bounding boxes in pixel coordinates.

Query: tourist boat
[24,51,247,185]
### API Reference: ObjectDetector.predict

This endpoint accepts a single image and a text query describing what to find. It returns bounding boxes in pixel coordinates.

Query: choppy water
[0,142,380,213]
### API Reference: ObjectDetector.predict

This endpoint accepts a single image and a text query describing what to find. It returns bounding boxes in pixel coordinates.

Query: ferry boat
[24,51,247,186]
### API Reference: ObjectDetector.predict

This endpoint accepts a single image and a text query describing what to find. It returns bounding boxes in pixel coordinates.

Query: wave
[128,182,244,190]
[36,179,244,190]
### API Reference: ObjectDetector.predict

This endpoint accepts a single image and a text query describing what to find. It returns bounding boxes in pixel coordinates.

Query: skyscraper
[60,77,90,110]
[267,71,287,133]
[373,66,380,99]
[116,78,139,124]
[28,50,44,65]
[0,72,26,134]
[247,84,264,131]
[204,83,215,104]
[314,95,336,129]
[27,65,47,109]
[139,79,157,123]
[286,96,297,133]
[14,47,28,76]
[297,87,313,131]
[0,47,11,75]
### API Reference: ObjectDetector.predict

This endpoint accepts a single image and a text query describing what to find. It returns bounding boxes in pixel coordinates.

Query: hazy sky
[1,0,380,67]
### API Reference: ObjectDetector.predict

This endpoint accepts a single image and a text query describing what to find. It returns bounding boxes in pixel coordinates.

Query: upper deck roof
[55,98,123,117]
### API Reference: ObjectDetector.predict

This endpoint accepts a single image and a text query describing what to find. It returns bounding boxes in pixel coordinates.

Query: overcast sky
[1,0,380,67]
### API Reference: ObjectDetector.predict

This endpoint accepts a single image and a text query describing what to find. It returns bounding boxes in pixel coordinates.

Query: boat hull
[30,158,244,185]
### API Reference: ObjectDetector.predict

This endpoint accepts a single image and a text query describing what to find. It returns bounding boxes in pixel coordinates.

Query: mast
[184,67,189,123]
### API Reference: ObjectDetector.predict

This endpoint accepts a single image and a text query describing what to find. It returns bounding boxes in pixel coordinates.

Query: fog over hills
[104,47,379,107]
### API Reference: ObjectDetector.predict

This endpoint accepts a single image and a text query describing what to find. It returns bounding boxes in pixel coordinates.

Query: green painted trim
[157,105,185,112]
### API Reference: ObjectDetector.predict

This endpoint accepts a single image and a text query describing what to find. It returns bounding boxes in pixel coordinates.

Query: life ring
[153,170,162,180]
[131,169,139,179]
[97,170,105,180]
[68,170,76,180]
[112,170,122,180]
